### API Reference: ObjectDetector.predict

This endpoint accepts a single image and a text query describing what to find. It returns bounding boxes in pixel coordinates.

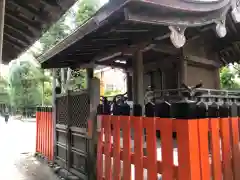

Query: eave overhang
[2,0,76,63]
[39,0,238,69]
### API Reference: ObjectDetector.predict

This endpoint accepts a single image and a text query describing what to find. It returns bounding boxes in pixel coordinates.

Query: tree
[220,66,240,89]
[0,75,9,106]
[64,0,101,91]
[8,60,46,110]
[40,16,70,52]
[75,0,100,26]
[37,0,100,94]
[43,81,53,105]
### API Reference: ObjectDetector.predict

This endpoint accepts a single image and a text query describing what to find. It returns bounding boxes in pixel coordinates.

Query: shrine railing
[97,115,240,180]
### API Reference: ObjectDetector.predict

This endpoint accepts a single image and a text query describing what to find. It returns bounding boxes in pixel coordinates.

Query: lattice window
[70,92,90,128]
[56,95,68,125]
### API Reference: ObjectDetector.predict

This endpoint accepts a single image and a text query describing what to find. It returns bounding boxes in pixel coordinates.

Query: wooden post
[179,54,188,85]
[86,68,94,90]
[132,50,144,108]
[88,77,100,180]
[0,0,5,66]
[52,68,57,163]
[126,72,133,101]
[215,68,221,89]
[176,119,201,180]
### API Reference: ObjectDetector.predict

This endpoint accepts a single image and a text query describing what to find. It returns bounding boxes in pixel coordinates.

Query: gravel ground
[0,116,59,180]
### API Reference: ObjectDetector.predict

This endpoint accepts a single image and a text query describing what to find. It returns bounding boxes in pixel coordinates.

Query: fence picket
[36,110,39,152]
[176,119,201,180]
[121,116,131,180]
[220,118,233,180]
[144,117,157,179]
[36,108,54,161]
[103,116,112,180]
[230,117,240,180]
[112,116,121,180]
[133,116,144,180]
[97,115,240,180]
[97,116,104,180]
[156,118,174,180]
[198,119,211,180]
[209,118,222,180]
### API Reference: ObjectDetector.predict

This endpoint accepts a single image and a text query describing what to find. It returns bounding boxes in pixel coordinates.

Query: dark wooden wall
[141,36,221,90]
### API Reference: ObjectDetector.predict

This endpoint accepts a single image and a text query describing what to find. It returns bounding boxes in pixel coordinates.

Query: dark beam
[186,55,220,68]
[7,0,49,24]
[95,52,122,62]
[144,55,178,72]
[41,0,61,7]
[5,10,40,33]
[4,40,22,52]
[91,38,129,42]
[4,33,29,47]
[95,61,127,69]
[4,35,25,50]
[40,0,63,14]
[92,42,151,63]
[4,26,31,45]
[0,0,5,64]
[4,23,34,40]
[152,43,179,55]
[3,52,17,61]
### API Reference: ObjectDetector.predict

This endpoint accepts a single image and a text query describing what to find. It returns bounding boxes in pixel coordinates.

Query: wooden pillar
[86,68,94,90]
[215,68,221,89]
[0,0,5,65]
[126,72,133,101]
[52,68,57,163]
[179,53,188,85]
[150,71,154,88]
[88,77,100,180]
[132,50,144,107]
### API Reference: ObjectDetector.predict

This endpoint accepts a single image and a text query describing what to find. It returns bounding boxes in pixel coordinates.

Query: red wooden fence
[36,109,54,161]
[97,115,240,180]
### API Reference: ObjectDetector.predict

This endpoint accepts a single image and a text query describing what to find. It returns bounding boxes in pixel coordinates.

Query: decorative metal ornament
[169,26,186,48]
[166,0,239,47]
[215,20,227,38]
[231,0,240,23]
[231,7,240,22]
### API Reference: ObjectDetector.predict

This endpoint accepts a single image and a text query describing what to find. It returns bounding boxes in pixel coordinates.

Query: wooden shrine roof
[38,0,238,69]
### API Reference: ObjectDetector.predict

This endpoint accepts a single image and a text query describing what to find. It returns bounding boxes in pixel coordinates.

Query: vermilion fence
[97,115,240,180]
[36,107,54,161]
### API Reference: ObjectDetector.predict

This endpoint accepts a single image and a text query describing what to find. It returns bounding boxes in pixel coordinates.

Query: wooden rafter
[4,39,22,52]
[5,8,41,32]
[1,0,76,63]
[7,0,49,24]
[4,25,31,45]
[4,33,28,47]
[4,24,34,40]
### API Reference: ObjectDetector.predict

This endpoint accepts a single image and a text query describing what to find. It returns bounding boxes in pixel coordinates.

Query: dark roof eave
[3,0,76,63]
[39,0,234,69]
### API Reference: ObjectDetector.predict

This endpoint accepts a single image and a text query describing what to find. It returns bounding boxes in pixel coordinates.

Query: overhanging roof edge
[39,0,240,69]
[37,1,130,65]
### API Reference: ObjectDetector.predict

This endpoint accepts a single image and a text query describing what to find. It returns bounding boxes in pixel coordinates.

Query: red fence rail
[36,108,54,161]
[97,115,240,180]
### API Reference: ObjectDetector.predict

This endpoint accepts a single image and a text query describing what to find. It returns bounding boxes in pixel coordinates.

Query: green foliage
[104,90,122,97]
[40,16,70,52]
[220,66,240,89]
[8,60,50,109]
[43,82,53,105]
[71,69,86,90]
[0,75,9,104]
[75,0,100,26]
